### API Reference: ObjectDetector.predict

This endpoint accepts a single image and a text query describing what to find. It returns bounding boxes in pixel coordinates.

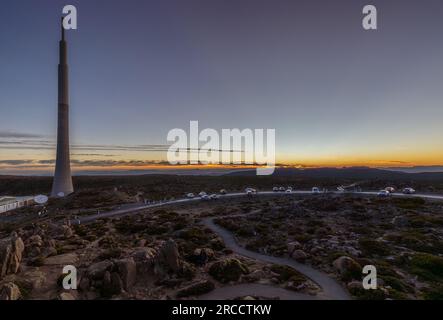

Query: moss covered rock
[333,256,362,281]
[209,258,249,283]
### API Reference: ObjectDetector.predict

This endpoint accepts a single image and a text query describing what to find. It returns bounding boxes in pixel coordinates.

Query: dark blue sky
[1,0,443,173]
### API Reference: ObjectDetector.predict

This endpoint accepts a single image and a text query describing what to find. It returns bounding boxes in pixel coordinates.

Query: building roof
[0,196,34,206]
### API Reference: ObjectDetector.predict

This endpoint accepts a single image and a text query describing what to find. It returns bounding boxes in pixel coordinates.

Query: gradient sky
[1,0,443,174]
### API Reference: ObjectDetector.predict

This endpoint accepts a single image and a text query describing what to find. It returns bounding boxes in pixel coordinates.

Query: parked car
[209,194,220,200]
[199,191,207,197]
[279,187,286,192]
[219,189,227,195]
[186,193,195,198]
[312,187,320,194]
[403,187,416,194]
[285,189,292,193]
[385,187,396,193]
[378,190,390,197]
[201,195,210,201]
[245,187,257,195]
[273,187,279,192]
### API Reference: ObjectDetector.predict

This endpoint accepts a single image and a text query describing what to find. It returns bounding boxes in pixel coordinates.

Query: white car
[279,187,286,192]
[285,189,292,193]
[186,193,195,198]
[378,190,390,197]
[219,189,227,195]
[201,195,210,201]
[403,187,416,194]
[199,191,207,197]
[312,187,320,194]
[273,187,279,192]
[245,188,257,195]
[209,194,220,200]
[385,187,396,193]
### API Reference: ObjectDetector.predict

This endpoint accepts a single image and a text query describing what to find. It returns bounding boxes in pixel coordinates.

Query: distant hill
[224,167,443,180]
[2,167,443,196]
[383,166,443,173]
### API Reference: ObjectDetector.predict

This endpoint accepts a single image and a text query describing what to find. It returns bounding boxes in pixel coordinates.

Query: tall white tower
[51,18,74,197]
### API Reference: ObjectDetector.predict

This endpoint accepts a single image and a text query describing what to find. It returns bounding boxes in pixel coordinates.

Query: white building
[0,196,34,215]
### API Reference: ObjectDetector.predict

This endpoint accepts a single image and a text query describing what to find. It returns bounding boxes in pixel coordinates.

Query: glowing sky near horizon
[1,0,443,174]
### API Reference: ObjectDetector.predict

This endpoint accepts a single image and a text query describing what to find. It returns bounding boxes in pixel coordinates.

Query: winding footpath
[75,190,443,300]
[200,215,350,300]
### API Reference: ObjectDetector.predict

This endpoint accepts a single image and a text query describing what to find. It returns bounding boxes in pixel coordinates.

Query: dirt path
[200,216,351,300]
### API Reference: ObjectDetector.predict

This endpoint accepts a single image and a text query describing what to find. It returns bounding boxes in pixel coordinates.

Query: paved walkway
[200,215,350,300]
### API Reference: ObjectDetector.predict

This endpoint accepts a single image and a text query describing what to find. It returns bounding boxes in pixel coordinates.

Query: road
[77,190,443,224]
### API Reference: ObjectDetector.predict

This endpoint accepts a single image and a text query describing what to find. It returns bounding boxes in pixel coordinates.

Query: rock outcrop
[333,256,361,280]
[0,282,21,300]
[154,239,182,275]
[0,232,25,279]
[58,292,75,300]
[189,248,215,266]
[291,249,308,262]
[115,258,136,290]
[83,258,138,298]
[287,241,302,256]
[209,258,249,283]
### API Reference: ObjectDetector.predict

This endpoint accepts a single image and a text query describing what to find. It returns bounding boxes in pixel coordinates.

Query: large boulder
[132,247,156,263]
[78,276,91,292]
[0,282,21,300]
[155,239,181,273]
[287,241,302,255]
[61,225,74,239]
[189,248,215,266]
[87,260,113,280]
[333,256,361,280]
[0,232,25,279]
[115,258,136,290]
[25,234,43,258]
[85,258,137,297]
[27,235,43,247]
[243,269,267,282]
[102,271,123,297]
[20,269,47,292]
[209,258,249,283]
[58,292,76,300]
[132,248,157,275]
[291,250,308,263]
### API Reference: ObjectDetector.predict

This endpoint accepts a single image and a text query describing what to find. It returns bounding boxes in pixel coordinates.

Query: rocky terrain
[0,201,318,300]
[1,189,442,300]
[215,194,443,299]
